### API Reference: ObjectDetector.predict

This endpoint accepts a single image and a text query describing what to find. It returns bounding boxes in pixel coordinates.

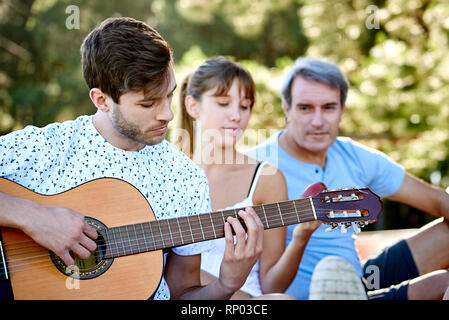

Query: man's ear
[282,102,290,115]
[89,88,112,112]
[282,103,290,124]
[184,95,200,119]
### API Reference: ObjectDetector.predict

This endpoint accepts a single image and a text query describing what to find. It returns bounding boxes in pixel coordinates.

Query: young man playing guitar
[0,17,264,300]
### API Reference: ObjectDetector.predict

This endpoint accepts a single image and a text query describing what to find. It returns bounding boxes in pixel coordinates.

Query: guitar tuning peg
[325,223,339,232]
[340,223,347,234]
[352,222,361,234]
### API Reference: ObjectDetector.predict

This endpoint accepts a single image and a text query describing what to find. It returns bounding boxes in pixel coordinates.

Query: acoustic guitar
[0,177,382,299]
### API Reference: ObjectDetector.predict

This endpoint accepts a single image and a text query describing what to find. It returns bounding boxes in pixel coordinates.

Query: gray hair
[281,57,349,109]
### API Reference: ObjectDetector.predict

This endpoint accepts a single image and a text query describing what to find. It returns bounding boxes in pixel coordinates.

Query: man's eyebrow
[295,102,338,106]
[137,84,178,103]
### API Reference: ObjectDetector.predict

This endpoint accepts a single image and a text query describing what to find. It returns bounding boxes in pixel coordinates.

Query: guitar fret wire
[132,224,141,253]
[117,227,125,255]
[157,221,165,248]
[221,211,226,225]
[110,227,118,256]
[197,215,205,241]
[262,205,269,228]
[176,217,184,245]
[166,219,174,247]
[141,223,149,252]
[276,202,284,226]
[209,213,217,238]
[186,215,195,243]
[133,224,142,253]
[103,228,112,257]
[112,229,119,254]
[293,200,300,223]
[125,225,133,253]
[148,221,156,251]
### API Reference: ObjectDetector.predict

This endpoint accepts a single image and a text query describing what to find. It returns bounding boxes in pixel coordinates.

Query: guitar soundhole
[50,217,113,280]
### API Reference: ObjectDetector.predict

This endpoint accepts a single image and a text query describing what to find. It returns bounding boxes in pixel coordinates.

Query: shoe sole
[309,256,367,300]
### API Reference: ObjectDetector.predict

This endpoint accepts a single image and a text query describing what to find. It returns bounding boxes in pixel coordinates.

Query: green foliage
[1,0,449,194]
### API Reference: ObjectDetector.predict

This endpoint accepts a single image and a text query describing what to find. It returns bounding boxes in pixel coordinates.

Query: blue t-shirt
[246,130,405,299]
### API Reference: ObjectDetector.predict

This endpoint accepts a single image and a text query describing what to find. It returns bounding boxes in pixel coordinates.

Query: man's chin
[138,134,166,147]
[304,140,333,153]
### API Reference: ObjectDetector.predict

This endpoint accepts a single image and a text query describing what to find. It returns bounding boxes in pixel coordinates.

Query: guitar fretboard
[102,198,316,259]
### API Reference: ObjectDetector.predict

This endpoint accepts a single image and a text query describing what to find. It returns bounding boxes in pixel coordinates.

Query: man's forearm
[0,192,39,232]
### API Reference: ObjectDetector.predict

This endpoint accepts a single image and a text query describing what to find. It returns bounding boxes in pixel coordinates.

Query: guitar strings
[0,215,318,277]
[2,200,365,261]
[1,200,312,251]
[1,199,323,257]
[0,212,367,277]
[3,203,315,257]
[0,206,316,274]
[1,196,370,275]
[2,194,363,252]
[2,201,365,261]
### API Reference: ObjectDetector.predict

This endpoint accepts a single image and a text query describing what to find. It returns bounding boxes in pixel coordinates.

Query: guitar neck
[102,198,316,259]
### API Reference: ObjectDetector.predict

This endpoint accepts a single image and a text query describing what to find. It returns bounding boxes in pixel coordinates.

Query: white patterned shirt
[0,115,214,300]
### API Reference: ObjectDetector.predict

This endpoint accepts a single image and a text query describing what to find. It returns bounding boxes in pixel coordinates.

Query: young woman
[175,57,320,299]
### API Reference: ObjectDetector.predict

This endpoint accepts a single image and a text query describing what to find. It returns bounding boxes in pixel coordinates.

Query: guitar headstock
[311,187,383,233]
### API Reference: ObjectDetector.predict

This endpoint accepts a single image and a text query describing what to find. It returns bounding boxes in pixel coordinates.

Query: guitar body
[0,178,163,300]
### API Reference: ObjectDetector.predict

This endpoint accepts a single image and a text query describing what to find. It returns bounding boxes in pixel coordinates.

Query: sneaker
[309,256,367,300]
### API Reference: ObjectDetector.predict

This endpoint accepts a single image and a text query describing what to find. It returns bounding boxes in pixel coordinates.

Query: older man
[247,57,449,300]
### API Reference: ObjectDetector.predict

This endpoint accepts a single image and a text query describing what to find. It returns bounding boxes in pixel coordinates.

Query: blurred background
[1,0,448,231]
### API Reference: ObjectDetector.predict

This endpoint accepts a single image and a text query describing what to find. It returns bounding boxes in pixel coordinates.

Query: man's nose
[156,99,174,122]
[311,109,324,127]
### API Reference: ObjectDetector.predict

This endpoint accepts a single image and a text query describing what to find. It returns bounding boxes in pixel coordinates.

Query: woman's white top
[200,161,268,297]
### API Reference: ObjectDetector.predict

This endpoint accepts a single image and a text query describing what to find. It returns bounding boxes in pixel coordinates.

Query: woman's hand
[217,207,264,295]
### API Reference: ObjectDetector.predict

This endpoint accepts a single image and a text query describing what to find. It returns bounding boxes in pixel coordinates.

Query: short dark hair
[81,17,172,104]
[281,57,348,109]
